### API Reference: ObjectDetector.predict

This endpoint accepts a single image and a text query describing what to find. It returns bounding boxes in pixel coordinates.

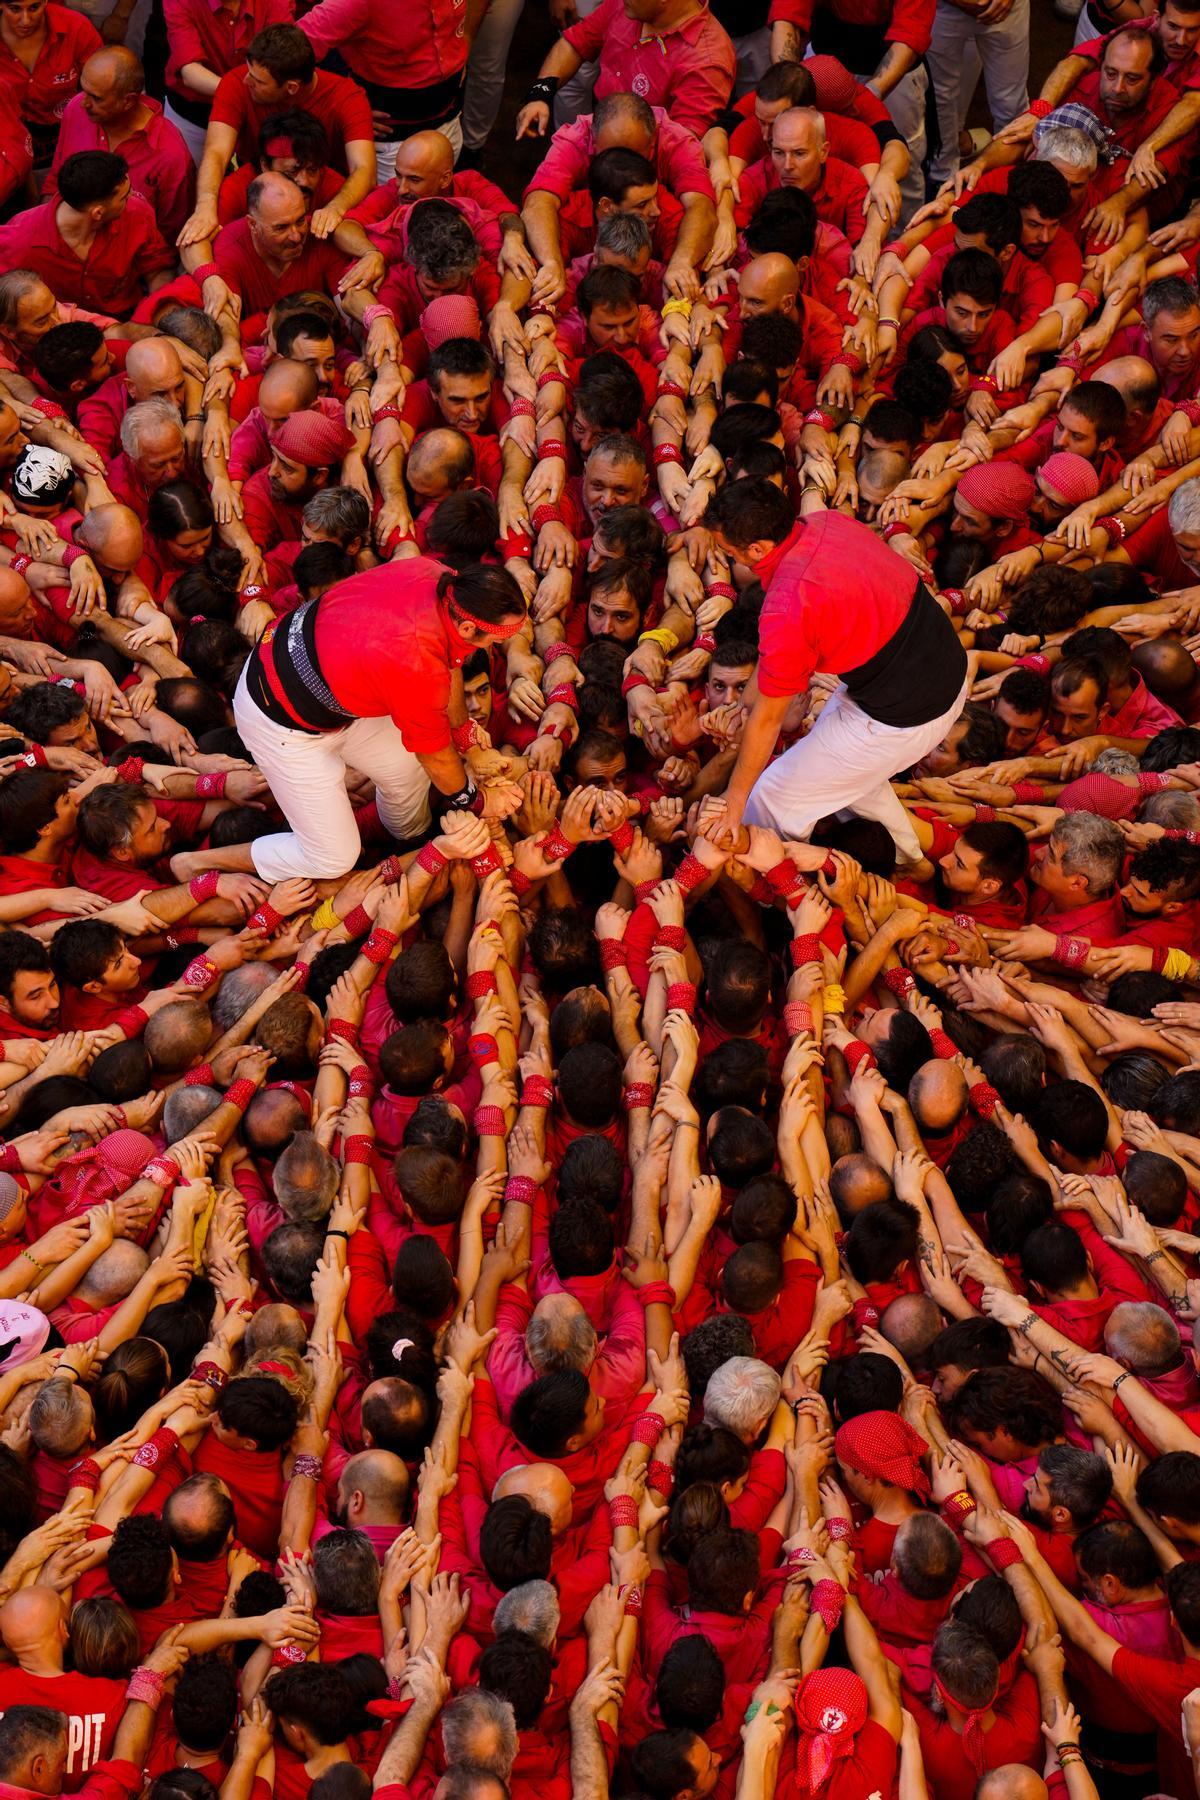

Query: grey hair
[1169,475,1200,538]
[1142,789,1200,829]
[440,1690,518,1779]
[596,211,652,261]
[1092,748,1139,776]
[1036,126,1098,175]
[211,962,276,1030]
[704,1356,781,1438]
[273,1130,339,1222]
[0,269,45,326]
[303,485,371,540]
[163,1084,221,1140]
[155,305,222,358]
[492,1580,560,1646]
[29,1376,92,1457]
[1105,1300,1181,1375]
[525,1299,597,1374]
[778,104,825,145]
[592,91,655,138]
[1051,812,1123,895]
[119,396,183,459]
[1144,276,1200,325]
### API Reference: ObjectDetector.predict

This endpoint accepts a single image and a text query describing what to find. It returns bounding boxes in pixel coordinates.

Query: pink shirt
[525,104,713,203]
[163,0,293,97]
[46,94,195,244]
[562,0,735,137]
[299,0,467,89]
[486,1279,646,1418]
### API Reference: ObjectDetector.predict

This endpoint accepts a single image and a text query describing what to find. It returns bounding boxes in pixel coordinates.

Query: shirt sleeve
[670,41,735,136]
[209,67,248,129]
[886,0,935,52]
[525,117,591,200]
[298,0,369,58]
[336,78,375,143]
[129,205,176,279]
[562,0,618,61]
[162,0,207,71]
[659,116,715,199]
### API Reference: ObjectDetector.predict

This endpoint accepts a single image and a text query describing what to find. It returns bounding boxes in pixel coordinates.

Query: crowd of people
[12,0,1200,1797]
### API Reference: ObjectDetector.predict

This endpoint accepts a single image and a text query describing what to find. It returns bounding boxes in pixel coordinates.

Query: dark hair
[681,1314,755,1398]
[479,1495,552,1589]
[1030,1080,1108,1160]
[576,264,641,318]
[1009,160,1070,219]
[477,1633,553,1731]
[257,106,329,167]
[510,1370,590,1457]
[548,1200,614,1279]
[557,1042,622,1128]
[940,247,1003,306]
[830,1352,904,1421]
[655,1635,725,1733]
[704,477,794,550]
[1038,1441,1112,1528]
[926,1316,1011,1377]
[587,145,656,206]
[246,23,316,83]
[1124,1148,1188,1226]
[264,1664,354,1744]
[557,1134,624,1211]
[49,920,125,993]
[946,1366,1061,1449]
[33,320,105,390]
[216,1373,300,1450]
[686,1526,760,1613]
[58,150,128,210]
[172,1658,238,1752]
[675,1423,751,1492]
[1136,1449,1200,1523]
[1075,1518,1159,1590]
[107,1514,173,1609]
[956,191,1021,253]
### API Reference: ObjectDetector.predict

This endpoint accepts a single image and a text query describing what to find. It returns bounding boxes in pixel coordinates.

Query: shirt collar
[754,519,806,586]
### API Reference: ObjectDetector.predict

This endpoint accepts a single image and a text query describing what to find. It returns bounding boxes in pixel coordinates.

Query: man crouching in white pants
[700,480,968,867]
[232,559,527,882]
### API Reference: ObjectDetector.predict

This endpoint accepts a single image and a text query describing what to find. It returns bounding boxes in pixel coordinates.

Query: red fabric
[0,1670,125,1790]
[835,1410,930,1499]
[298,0,467,88]
[163,0,292,98]
[0,196,173,317]
[525,104,713,203]
[561,0,735,136]
[212,215,349,314]
[754,517,917,698]
[209,64,374,167]
[0,4,99,127]
[46,95,195,244]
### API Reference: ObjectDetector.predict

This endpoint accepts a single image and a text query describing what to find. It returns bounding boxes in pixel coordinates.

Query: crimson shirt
[299,0,467,90]
[735,154,869,241]
[209,64,373,167]
[0,195,172,317]
[562,0,735,137]
[0,1670,125,1789]
[0,4,100,129]
[163,0,293,99]
[754,517,917,699]
[212,216,349,314]
[768,0,935,55]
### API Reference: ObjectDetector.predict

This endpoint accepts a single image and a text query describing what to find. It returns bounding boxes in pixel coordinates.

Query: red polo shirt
[298,0,467,91]
[163,0,292,99]
[209,64,373,168]
[0,195,172,318]
[0,1670,125,1790]
[46,94,196,245]
[212,214,349,314]
[562,0,735,137]
[767,0,935,56]
[907,238,1053,336]
[754,516,917,698]
[0,3,99,128]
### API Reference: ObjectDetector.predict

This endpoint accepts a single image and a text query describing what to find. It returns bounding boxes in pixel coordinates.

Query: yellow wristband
[311,898,340,931]
[639,627,680,653]
[822,984,846,1016]
[661,297,692,320]
[1164,946,1194,983]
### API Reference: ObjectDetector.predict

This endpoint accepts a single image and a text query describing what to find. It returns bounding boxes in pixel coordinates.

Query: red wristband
[363,926,399,965]
[188,870,220,903]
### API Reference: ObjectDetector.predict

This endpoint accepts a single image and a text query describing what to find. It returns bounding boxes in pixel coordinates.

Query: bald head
[407,426,473,498]
[908,1060,968,1134]
[83,45,143,100]
[1134,636,1199,702]
[880,1293,944,1366]
[1092,354,1159,415]
[125,338,184,407]
[392,131,455,199]
[975,1772,1048,1800]
[243,1302,309,1362]
[338,1448,410,1522]
[1105,1300,1182,1374]
[739,253,799,316]
[829,1152,893,1219]
[242,1087,309,1157]
[493,1462,573,1536]
[76,1240,149,1306]
[248,170,305,221]
[76,503,145,574]
[0,565,33,631]
[1,1586,64,1662]
[258,356,320,419]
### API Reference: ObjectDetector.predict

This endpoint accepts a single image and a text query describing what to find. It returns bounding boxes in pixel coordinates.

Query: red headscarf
[835,1411,931,1500]
[39,1128,156,1221]
[792,1669,868,1794]
[932,1669,997,1776]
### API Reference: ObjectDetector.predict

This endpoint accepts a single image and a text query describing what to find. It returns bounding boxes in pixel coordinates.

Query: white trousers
[163,100,208,166]
[233,671,432,880]
[744,677,969,863]
[926,0,1030,186]
[462,0,525,149]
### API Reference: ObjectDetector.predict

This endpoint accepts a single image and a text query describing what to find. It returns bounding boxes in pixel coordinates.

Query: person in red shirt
[521,94,715,308]
[516,0,736,148]
[735,108,870,249]
[239,408,355,555]
[700,478,967,865]
[162,0,292,161]
[234,559,526,879]
[45,49,195,249]
[0,0,100,156]
[179,24,375,252]
[0,150,173,320]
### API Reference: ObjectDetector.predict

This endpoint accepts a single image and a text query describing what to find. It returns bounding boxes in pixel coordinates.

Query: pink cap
[1039,450,1100,507]
[274,409,356,468]
[804,55,859,114]
[420,295,481,349]
[958,461,1036,524]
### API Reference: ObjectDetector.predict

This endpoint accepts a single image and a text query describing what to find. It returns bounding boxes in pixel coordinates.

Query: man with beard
[238,409,355,553]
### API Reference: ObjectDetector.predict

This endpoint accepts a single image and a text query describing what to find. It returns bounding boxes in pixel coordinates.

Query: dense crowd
[11,0,1200,1796]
